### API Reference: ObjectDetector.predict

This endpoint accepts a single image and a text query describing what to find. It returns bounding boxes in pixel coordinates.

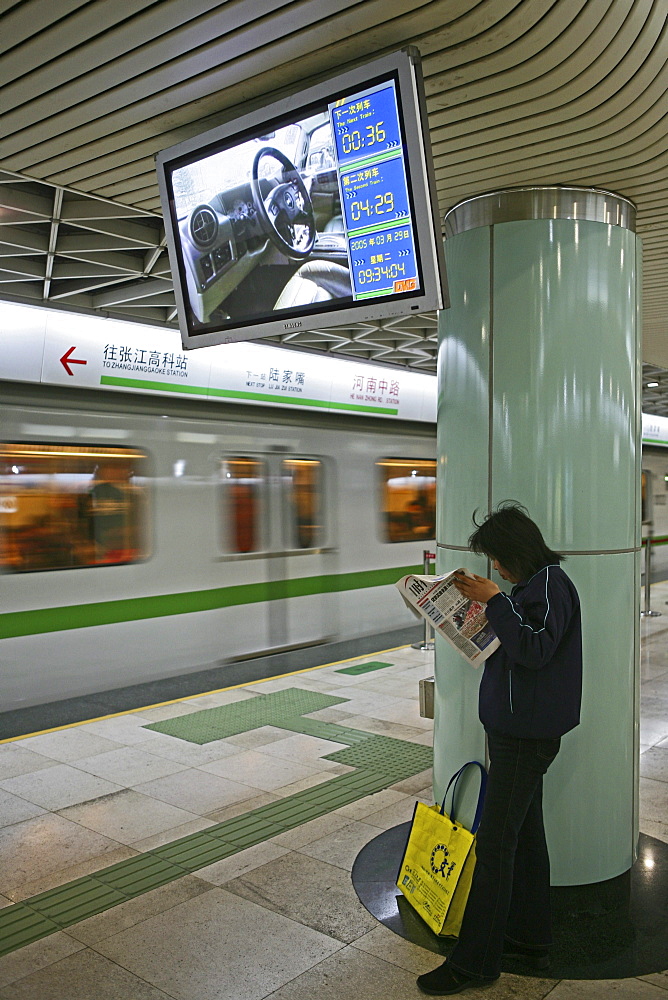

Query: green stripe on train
[0,564,420,639]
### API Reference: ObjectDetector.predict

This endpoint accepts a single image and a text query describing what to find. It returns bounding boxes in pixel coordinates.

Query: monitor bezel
[155,47,447,350]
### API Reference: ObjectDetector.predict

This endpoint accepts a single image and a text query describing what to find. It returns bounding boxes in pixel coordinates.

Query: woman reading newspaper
[417,502,582,996]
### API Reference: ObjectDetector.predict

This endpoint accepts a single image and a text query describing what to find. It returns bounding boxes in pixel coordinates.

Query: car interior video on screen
[166,75,422,337]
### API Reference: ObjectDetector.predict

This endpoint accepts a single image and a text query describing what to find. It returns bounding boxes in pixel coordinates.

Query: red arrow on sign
[60,346,88,376]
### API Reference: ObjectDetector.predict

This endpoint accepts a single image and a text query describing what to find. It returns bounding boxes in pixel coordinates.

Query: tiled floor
[0,587,666,1000]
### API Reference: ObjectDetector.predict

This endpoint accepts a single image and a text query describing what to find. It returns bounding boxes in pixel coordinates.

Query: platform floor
[0,585,666,1000]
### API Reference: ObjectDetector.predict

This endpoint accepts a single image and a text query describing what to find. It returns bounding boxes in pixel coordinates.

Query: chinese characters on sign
[246,368,306,392]
[351,374,400,405]
[102,344,189,378]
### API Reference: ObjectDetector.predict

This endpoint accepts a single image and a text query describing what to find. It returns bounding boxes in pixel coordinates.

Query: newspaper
[396,569,500,666]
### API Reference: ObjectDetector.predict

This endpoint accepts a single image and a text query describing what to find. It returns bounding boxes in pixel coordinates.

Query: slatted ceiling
[425,19,652,132]
[25,0,440,192]
[0,0,667,383]
[0,0,204,99]
[0,0,88,53]
[5,0,371,167]
[0,1,155,91]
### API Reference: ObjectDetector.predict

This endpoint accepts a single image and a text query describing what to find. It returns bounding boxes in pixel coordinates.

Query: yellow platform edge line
[0,643,413,744]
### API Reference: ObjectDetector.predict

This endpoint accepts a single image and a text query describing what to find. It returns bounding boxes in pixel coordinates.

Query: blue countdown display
[331,84,402,167]
[340,157,411,232]
[329,80,419,300]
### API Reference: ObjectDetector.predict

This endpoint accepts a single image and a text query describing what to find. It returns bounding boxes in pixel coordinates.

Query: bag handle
[439,760,487,833]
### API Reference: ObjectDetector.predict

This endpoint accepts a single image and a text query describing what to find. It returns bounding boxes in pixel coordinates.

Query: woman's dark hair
[468,501,562,582]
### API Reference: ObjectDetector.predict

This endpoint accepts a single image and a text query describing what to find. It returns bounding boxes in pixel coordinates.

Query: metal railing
[412,549,436,650]
[641,529,661,618]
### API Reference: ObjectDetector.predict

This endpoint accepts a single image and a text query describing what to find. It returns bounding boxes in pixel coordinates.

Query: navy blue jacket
[479,564,582,739]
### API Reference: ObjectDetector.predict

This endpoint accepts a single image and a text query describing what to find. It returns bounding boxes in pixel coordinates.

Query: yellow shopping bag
[396,760,487,937]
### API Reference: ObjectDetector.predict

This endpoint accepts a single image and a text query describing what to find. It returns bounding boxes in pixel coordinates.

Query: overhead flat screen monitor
[156,47,447,350]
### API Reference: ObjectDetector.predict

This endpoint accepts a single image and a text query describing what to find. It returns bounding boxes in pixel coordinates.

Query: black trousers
[448,729,561,980]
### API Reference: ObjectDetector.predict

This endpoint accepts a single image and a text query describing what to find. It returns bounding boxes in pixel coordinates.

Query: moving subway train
[2,300,667,715]
[0,307,437,713]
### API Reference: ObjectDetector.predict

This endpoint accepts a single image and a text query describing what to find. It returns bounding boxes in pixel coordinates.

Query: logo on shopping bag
[401,874,416,893]
[431,844,457,879]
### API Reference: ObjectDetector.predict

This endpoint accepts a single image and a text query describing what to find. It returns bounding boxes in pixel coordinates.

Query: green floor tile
[1,682,433,958]
[283,717,375,745]
[324,735,432,777]
[153,832,238,870]
[279,718,351,741]
[0,904,60,957]
[322,771,391,804]
[143,688,349,744]
[208,813,264,838]
[332,727,377,744]
[252,783,342,817]
[96,854,186,896]
[335,660,393,675]
[239,798,327,830]
[263,689,349,715]
[212,813,284,846]
[223,823,284,850]
[26,877,126,926]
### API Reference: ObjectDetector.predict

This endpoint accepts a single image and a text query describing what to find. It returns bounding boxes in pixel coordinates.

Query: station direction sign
[40,308,211,396]
[1,300,436,422]
[642,413,668,448]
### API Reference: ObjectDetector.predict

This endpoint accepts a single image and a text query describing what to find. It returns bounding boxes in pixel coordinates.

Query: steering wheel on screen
[250,147,316,259]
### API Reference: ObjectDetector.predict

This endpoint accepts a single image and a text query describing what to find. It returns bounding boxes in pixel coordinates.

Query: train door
[219,455,271,653]
[266,453,333,650]
[220,451,333,655]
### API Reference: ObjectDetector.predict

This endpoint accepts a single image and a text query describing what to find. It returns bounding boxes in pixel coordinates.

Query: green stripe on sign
[99,377,397,416]
[100,375,209,396]
[0,564,420,639]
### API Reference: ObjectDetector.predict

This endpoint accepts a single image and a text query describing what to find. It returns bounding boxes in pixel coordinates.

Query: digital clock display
[330,80,419,299]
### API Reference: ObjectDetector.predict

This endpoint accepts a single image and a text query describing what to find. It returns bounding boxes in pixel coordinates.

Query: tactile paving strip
[26,878,127,927]
[279,717,372,744]
[0,905,60,954]
[142,688,350,743]
[0,679,432,957]
[324,735,433,780]
[335,660,393,675]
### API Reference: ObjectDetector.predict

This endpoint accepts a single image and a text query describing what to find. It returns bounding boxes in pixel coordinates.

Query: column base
[351,824,667,980]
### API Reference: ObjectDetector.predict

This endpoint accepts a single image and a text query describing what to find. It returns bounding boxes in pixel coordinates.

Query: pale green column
[434,188,641,885]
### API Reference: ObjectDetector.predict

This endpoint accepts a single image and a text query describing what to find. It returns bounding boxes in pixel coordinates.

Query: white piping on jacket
[499,564,561,634]
[509,670,513,714]
[500,564,561,714]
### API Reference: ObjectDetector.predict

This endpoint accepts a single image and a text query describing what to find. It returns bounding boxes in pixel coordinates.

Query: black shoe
[502,942,550,970]
[417,961,498,996]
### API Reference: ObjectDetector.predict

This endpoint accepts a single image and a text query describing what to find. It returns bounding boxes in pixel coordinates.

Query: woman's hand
[453,570,500,604]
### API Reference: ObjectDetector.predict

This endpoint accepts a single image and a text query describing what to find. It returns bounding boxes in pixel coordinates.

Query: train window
[220,457,267,553]
[0,444,151,572]
[282,458,324,549]
[377,458,436,542]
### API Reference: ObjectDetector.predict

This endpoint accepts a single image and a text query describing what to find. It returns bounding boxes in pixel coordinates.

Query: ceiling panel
[0,0,666,387]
